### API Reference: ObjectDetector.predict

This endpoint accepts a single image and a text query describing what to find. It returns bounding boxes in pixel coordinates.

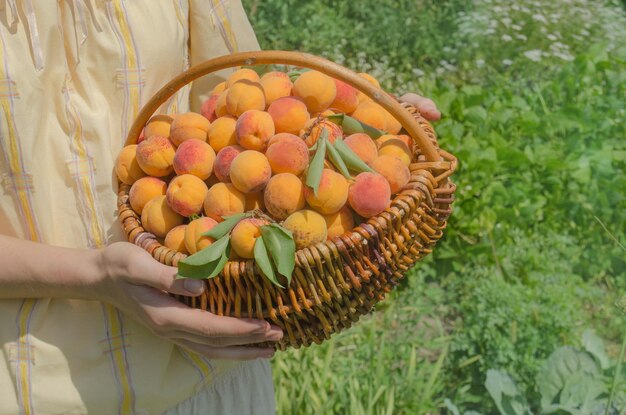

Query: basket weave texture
[116,51,457,350]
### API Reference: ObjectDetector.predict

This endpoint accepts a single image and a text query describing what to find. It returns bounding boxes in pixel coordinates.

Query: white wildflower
[523,49,543,62]
[486,28,496,35]
[476,59,485,67]
[512,24,523,31]
[547,34,558,41]
[516,34,528,42]
[532,13,548,23]
[412,68,425,77]
[502,34,513,42]
[502,59,514,66]
[552,51,575,61]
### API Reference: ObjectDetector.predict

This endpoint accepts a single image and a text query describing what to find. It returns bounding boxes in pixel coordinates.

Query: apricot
[173,139,216,180]
[351,101,388,131]
[225,80,266,117]
[230,218,267,259]
[135,136,175,177]
[377,134,412,148]
[169,112,210,146]
[207,115,237,152]
[377,137,412,166]
[116,144,146,185]
[226,68,260,87]
[144,114,174,139]
[344,133,378,164]
[370,155,411,194]
[203,183,245,222]
[213,145,244,183]
[141,195,184,238]
[304,169,349,215]
[260,71,293,106]
[211,81,227,95]
[264,173,306,220]
[164,225,188,254]
[348,172,391,218]
[229,150,272,193]
[282,210,327,250]
[330,79,359,113]
[128,176,167,214]
[356,72,380,103]
[245,191,265,212]
[384,111,402,135]
[267,96,310,135]
[265,133,309,175]
[166,174,208,217]
[184,217,218,254]
[293,70,336,113]
[215,90,229,118]
[200,94,220,122]
[300,118,343,148]
[323,206,355,239]
[235,110,275,151]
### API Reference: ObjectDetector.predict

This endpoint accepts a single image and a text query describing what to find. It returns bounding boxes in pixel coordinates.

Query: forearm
[0,234,102,300]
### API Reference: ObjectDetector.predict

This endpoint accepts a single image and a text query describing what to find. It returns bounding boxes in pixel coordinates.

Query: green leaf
[176,235,231,280]
[582,329,610,370]
[254,236,283,288]
[327,113,385,138]
[334,138,375,174]
[260,224,295,286]
[485,369,533,415]
[202,213,248,239]
[536,346,601,409]
[306,130,328,196]
[326,139,352,179]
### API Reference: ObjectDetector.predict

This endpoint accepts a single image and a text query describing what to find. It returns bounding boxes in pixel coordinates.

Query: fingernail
[254,321,270,333]
[266,329,283,341]
[183,279,205,294]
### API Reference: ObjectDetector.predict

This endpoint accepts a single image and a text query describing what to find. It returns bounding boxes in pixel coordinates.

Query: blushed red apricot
[166,174,208,217]
[135,136,176,177]
[173,139,216,180]
[235,110,275,151]
[213,145,244,183]
[265,133,309,175]
[348,172,391,218]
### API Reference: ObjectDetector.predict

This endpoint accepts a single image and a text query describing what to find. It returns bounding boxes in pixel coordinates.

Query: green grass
[242,0,626,413]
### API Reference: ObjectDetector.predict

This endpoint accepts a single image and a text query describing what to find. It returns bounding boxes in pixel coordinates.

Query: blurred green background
[241,0,626,413]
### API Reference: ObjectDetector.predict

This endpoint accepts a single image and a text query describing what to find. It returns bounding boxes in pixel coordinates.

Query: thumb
[134,257,206,297]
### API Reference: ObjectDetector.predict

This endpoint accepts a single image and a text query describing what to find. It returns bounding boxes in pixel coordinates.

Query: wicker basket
[117,51,457,350]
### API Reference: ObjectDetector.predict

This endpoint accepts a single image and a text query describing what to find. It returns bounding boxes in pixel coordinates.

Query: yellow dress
[0,1,275,413]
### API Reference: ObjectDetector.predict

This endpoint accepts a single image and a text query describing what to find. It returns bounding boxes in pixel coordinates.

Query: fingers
[135,290,283,341]
[399,92,442,121]
[170,323,283,347]
[173,338,276,360]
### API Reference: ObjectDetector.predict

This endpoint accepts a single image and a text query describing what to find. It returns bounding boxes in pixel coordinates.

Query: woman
[0,1,440,413]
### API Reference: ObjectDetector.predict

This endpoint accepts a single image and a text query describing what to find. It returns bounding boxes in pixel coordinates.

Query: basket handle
[125,50,440,162]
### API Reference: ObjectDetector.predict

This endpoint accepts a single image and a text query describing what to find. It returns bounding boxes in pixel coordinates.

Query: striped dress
[0,1,274,413]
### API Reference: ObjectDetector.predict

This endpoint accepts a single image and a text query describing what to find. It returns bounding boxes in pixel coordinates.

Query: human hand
[97,242,282,360]
[399,93,441,121]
